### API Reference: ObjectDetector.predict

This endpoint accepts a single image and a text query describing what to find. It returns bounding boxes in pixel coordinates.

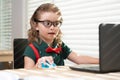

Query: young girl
[23,3,99,69]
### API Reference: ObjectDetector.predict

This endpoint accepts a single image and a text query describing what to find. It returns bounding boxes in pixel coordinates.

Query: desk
[0,50,13,62]
[1,66,120,80]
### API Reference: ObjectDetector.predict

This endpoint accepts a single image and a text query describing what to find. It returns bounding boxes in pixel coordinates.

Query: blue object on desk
[41,61,56,68]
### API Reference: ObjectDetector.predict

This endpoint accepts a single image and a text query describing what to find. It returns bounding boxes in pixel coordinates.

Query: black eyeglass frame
[34,19,62,28]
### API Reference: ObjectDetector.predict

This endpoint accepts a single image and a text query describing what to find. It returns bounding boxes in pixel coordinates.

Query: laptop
[69,23,120,73]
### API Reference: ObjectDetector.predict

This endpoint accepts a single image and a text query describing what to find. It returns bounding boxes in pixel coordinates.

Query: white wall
[12,0,27,41]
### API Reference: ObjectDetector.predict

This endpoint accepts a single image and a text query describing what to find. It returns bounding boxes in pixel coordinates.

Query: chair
[14,38,28,69]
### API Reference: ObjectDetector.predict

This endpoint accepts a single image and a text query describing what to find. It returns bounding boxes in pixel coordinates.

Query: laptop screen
[99,23,120,72]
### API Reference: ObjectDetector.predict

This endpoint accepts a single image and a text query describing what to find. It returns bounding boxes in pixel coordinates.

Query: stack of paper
[0,71,19,80]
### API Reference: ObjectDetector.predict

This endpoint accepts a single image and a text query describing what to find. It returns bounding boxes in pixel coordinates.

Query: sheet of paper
[24,76,85,80]
[0,71,19,80]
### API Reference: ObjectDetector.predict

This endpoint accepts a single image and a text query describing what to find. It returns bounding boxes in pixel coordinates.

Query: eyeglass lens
[42,21,61,28]
[34,19,62,28]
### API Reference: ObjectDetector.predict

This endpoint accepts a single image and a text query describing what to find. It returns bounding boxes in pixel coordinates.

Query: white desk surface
[0,66,120,80]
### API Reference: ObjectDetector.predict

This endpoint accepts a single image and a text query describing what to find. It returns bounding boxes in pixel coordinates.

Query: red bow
[45,47,62,54]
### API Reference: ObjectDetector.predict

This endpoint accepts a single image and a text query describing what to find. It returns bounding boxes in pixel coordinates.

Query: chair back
[14,38,28,69]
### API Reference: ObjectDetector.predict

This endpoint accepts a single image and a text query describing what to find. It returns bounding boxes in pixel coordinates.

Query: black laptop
[69,23,120,73]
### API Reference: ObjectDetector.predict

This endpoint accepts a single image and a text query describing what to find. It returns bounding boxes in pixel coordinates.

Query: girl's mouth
[48,32,55,35]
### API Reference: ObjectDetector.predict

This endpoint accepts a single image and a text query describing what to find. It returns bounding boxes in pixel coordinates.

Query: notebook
[69,23,120,73]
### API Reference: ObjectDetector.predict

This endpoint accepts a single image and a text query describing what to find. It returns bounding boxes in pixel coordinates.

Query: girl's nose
[50,25,54,29]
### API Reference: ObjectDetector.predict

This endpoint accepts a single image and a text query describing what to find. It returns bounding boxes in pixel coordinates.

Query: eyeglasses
[34,19,62,28]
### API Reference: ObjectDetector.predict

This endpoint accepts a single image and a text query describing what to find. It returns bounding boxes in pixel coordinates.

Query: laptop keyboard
[70,64,100,71]
[82,66,99,71]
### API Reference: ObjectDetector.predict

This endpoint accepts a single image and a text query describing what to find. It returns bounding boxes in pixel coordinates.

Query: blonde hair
[28,3,63,46]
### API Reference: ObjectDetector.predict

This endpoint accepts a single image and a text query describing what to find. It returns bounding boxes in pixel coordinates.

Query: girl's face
[35,12,61,43]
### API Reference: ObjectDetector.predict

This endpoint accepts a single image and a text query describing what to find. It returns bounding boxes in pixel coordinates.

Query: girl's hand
[35,56,54,68]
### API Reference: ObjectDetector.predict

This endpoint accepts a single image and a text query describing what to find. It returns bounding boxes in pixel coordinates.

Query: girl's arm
[24,56,54,69]
[67,51,99,64]
[24,56,35,69]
